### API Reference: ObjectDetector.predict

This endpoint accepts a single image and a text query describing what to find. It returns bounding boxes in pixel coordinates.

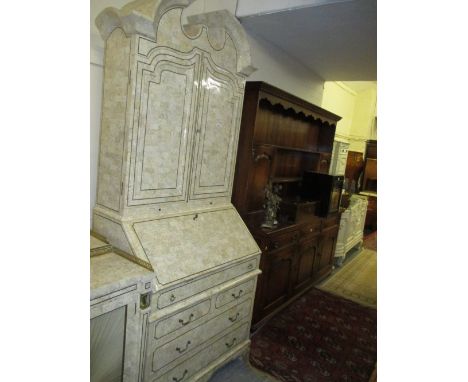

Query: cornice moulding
[95,0,255,76]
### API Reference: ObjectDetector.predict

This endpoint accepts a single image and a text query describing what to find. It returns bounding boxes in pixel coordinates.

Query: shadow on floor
[208,357,278,382]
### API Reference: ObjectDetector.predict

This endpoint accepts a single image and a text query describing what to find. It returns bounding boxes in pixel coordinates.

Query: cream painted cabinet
[93,1,261,381]
[334,195,368,264]
[90,235,154,382]
[329,141,349,176]
[96,29,249,214]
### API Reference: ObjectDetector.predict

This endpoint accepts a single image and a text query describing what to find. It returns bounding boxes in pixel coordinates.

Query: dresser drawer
[269,230,299,250]
[154,299,211,339]
[215,279,255,309]
[156,258,258,309]
[150,299,253,373]
[299,221,321,240]
[154,323,250,382]
[322,215,340,230]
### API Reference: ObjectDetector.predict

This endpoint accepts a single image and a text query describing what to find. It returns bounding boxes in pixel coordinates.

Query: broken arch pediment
[95,0,255,76]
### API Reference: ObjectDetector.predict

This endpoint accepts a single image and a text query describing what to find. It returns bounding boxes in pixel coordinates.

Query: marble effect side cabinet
[334,195,368,265]
[92,1,260,381]
[91,234,154,382]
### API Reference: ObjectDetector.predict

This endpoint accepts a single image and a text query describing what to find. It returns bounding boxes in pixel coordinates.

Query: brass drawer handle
[228,312,240,322]
[176,340,191,354]
[193,214,198,220]
[248,263,254,269]
[231,290,243,299]
[225,337,237,349]
[173,369,188,382]
[179,313,194,326]
[170,294,176,302]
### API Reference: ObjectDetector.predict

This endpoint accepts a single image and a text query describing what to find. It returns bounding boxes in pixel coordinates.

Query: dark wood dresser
[231,82,343,329]
[361,140,377,231]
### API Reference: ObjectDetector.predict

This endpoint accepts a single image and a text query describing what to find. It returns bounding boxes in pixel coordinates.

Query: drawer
[150,299,253,373]
[270,230,299,250]
[300,221,321,240]
[154,322,250,382]
[322,215,340,230]
[215,279,255,309]
[156,258,258,309]
[154,299,211,339]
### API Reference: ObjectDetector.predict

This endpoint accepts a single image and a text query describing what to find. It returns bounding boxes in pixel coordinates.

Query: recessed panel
[141,72,187,190]
[129,49,200,206]
[190,57,242,200]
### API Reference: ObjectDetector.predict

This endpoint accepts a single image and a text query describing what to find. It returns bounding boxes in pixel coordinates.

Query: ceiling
[238,0,376,81]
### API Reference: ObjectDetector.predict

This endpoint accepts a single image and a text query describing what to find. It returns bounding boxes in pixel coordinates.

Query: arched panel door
[128,48,201,206]
[189,55,244,200]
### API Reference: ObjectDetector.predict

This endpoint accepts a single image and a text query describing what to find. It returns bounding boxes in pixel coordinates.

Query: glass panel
[90,306,126,382]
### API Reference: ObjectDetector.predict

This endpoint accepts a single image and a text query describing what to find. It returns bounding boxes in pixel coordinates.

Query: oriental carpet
[250,288,377,382]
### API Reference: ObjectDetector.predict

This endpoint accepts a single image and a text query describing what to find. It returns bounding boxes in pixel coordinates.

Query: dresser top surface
[90,235,108,250]
[91,246,153,300]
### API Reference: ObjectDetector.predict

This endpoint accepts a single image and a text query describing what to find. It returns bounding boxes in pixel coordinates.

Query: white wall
[321,81,377,152]
[349,87,377,143]
[90,0,325,224]
[236,0,342,17]
[321,82,356,139]
[246,31,324,105]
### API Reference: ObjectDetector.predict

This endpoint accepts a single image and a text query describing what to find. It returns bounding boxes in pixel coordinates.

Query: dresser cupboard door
[315,226,339,279]
[128,49,201,206]
[293,235,320,292]
[189,56,243,200]
[261,245,295,316]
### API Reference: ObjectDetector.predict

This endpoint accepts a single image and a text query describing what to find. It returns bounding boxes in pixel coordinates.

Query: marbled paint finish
[91,251,153,301]
[93,2,260,381]
[91,235,108,250]
[150,299,252,372]
[132,207,259,285]
[143,270,259,382]
[128,48,200,205]
[153,323,250,382]
[96,28,131,212]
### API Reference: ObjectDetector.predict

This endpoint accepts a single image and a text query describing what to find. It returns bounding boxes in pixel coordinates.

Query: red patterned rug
[250,288,377,382]
[363,231,377,251]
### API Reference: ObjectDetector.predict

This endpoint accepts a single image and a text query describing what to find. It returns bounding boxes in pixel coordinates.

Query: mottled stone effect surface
[129,48,200,205]
[96,28,130,212]
[91,235,108,250]
[151,298,252,372]
[93,2,260,381]
[91,235,154,382]
[154,299,211,339]
[144,270,259,382]
[156,8,240,75]
[335,195,368,260]
[133,207,259,285]
[91,251,153,300]
[150,323,250,382]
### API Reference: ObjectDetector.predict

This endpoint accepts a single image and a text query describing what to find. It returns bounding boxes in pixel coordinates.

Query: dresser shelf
[232,81,342,328]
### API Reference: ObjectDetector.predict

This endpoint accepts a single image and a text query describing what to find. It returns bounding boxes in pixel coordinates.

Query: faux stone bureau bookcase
[92,1,261,381]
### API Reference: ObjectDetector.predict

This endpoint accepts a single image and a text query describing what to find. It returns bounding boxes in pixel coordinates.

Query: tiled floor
[208,357,278,382]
